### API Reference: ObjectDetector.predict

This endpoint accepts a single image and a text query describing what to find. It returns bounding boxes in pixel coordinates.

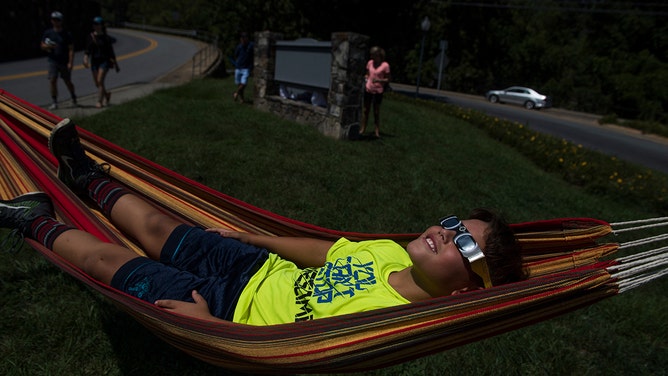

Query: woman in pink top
[360,46,391,138]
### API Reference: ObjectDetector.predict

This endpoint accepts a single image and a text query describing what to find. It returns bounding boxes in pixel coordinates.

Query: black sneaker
[0,192,54,235]
[48,118,109,194]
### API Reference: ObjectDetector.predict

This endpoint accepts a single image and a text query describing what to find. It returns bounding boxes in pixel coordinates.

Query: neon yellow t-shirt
[232,238,412,325]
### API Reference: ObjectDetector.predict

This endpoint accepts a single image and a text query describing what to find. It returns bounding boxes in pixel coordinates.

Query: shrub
[392,94,668,214]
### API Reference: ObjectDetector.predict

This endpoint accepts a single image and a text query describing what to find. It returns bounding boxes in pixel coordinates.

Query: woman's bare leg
[373,102,381,137]
[95,68,109,107]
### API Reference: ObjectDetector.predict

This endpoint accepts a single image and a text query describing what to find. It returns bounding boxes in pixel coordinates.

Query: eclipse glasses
[439,215,493,288]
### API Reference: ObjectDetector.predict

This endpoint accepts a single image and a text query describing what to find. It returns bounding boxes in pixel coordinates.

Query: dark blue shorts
[364,90,384,106]
[110,225,268,320]
[90,60,110,72]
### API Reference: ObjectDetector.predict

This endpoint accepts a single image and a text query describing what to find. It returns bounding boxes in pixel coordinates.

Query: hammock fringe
[608,245,668,292]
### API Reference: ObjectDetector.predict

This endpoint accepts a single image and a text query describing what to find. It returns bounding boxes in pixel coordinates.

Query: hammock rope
[603,217,668,293]
[607,244,668,293]
[1,88,666,373]
[618,233,668,249]
[610,217,668,233]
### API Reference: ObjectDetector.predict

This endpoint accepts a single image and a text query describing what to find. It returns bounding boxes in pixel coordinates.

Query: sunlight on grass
[1,77,665,376]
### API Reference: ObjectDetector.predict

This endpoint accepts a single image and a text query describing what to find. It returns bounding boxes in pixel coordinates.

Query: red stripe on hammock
[0,115,113,241]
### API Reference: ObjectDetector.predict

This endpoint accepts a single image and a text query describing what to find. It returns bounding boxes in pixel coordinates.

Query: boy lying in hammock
[0,119,524,325]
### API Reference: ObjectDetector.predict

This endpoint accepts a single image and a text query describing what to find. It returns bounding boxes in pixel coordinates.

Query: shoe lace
[80,162,111,187]
[93,162,112,181]
[99,162,111,174]
[1,229,24,253]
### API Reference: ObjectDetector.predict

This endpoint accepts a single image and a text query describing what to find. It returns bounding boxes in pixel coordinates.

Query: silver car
[485,86,552,110]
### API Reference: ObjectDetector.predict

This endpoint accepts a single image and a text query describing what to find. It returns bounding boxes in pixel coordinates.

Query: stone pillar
[252,31,369,140]
[253,31,283,107]
[329,32,369,139]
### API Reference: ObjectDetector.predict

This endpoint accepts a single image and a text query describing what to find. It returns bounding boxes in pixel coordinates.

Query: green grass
[1,77,666,375]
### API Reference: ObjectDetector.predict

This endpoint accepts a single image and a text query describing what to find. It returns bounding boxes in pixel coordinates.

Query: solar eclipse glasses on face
[439,215,493,288]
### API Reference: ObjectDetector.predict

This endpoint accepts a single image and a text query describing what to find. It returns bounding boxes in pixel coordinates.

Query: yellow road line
[0,34,158,82]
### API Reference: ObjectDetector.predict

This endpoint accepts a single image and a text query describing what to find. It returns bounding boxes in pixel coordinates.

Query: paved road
[393,84,668,175]
[0,28,199,109]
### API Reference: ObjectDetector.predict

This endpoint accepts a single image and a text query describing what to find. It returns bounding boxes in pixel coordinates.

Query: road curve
[0,28,200,108]
[393,83,668,175]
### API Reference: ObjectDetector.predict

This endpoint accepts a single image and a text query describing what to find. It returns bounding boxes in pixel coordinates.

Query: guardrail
[122,22,198,37]
[122,22,221,79]
[191,43,219,78]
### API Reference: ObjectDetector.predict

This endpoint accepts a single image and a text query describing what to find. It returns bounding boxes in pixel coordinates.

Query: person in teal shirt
[0,119,524,325]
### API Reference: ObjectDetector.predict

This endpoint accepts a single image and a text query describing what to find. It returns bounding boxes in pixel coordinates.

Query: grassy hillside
[1,77,666,375]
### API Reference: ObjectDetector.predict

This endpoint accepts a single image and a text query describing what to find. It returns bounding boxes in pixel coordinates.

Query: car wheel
[524,101,535,110]
[488,95,499,104]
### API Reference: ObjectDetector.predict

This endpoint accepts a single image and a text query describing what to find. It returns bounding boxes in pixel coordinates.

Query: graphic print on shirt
[293,255,377,322]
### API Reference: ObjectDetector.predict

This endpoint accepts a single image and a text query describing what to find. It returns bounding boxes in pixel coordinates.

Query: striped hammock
[1,89,666,373]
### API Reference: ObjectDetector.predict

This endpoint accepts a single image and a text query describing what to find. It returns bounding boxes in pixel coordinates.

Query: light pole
[415,16,431,98]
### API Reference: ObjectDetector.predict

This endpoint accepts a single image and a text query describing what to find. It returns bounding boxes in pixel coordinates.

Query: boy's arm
[207,228,334,268]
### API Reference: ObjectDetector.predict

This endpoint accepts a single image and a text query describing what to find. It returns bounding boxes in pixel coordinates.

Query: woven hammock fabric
[0,89,623,373]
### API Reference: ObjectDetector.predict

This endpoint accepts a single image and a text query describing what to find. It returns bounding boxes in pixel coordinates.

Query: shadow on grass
[99,300,242,375]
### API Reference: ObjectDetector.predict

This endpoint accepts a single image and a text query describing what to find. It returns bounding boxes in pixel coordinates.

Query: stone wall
[253,31,369,140]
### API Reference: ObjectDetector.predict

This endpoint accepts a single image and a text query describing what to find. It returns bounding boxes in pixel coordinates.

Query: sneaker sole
[48,118,75,155]
[49,118,76,184]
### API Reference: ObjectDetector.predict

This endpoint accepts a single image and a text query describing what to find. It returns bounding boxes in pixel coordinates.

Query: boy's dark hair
[468,208,526,286]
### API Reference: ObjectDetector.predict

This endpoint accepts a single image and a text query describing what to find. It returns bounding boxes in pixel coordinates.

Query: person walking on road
[233,32,254,104]
[83,16,120,109]
[40,11,78,110]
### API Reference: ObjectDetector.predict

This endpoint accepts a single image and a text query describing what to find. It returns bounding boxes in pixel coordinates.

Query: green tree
[98,0,667,122]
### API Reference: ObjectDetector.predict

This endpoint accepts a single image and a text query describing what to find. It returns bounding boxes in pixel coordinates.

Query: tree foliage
[97,0,666,122]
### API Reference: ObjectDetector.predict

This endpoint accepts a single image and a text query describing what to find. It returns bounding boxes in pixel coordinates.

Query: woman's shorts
[90,59,110,72]
[364,91,384,106]
[110,225,269,320]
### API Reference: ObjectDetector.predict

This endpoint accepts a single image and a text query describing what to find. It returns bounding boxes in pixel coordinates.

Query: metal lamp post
[415,16,431,98]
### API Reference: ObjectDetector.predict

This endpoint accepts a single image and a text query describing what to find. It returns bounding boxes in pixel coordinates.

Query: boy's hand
[206,228,248,242]
[155,290,222,322]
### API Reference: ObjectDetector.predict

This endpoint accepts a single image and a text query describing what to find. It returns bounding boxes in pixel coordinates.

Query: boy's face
[406,219,489,296]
